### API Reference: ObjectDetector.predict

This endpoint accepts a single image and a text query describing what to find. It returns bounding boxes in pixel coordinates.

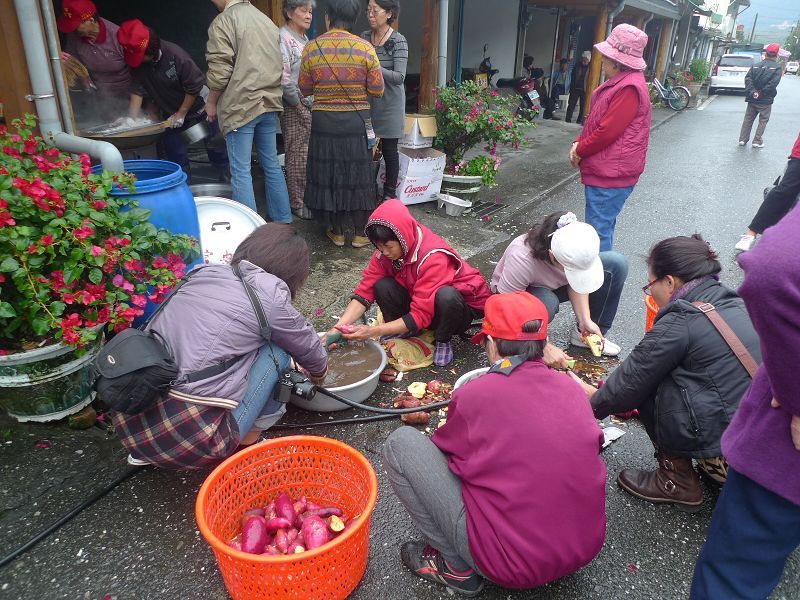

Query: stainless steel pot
[189,183,233,199]
[179,120,212,144]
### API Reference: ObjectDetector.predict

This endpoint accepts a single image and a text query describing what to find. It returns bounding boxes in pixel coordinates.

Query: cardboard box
[399,114,438,149]
[378,147,446,205]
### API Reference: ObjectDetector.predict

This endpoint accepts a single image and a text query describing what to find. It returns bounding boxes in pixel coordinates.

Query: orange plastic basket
[196,436,378,600]
[645,295,660,332]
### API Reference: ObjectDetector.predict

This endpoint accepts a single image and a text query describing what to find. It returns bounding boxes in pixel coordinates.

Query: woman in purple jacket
[113,224,328,469]
[691,205,800,599]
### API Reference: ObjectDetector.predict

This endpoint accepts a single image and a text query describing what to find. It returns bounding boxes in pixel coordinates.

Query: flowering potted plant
[0,115,199,422]
[433,80,534,202]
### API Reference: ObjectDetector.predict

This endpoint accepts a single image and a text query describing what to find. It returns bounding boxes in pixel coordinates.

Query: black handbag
[94,263,271,414]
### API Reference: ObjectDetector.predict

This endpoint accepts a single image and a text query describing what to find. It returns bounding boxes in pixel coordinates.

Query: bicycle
[649,75,691,111]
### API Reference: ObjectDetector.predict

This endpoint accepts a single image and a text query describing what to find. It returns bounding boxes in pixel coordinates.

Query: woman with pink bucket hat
[569,24,652,252]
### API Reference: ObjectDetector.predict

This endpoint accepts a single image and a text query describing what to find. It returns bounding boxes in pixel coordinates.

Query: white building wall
[522,8,559,76]
[459,0,521,81]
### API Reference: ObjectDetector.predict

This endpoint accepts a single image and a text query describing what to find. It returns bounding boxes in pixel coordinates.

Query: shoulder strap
[232,261,271,341]
[692,302,758,377]
[314,38,368,126]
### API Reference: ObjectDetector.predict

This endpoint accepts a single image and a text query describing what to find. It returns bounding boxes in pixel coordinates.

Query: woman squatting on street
[383,292,607,596]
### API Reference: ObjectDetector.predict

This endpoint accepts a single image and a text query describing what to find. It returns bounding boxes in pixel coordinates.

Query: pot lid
[194,196,266,265]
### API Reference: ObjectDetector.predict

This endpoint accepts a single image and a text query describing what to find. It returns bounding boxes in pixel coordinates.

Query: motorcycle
[495,75,539,120]
[461,45,499,88]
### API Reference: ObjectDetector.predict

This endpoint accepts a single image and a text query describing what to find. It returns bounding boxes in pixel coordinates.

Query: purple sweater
[432,360,606,589]
[722,204,800,506]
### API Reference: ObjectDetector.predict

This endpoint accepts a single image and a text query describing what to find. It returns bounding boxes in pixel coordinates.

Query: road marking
[697,95,719,111]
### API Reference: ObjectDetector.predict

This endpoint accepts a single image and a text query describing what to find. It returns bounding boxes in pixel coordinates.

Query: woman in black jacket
[572,235,760,508]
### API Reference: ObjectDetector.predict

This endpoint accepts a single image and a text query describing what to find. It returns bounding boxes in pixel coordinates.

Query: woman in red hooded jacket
[330,200,490,366]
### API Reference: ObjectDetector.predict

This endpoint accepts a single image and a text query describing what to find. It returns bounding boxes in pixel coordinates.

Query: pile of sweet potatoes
[227,492,357,556]
[394,380,452,425]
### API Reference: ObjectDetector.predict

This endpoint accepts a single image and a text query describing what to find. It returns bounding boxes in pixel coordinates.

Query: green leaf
[50,301,66,317]
[63,263,84,284]
[89,268,103,284]
[89,211,108,223]
[0,302,16,318]
[0,256,20,272]
[126,208,152,222]
[31,312,51,336]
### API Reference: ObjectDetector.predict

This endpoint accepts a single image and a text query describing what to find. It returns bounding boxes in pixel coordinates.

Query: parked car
[787,61,799,75]
[709,54,755,94]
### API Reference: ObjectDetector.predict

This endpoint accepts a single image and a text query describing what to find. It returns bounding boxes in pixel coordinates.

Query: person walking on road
[690,205,800,600]
[565,51,591,124]
[206,0,293,222]
[738,43,782,149]
[734,131,800,251]
[569,24,652,252]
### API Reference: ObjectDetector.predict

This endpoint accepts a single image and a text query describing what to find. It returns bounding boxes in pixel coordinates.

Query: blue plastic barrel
[92,160,202,321]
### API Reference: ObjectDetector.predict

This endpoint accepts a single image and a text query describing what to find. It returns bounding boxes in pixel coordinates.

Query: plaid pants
[280,103,312,210]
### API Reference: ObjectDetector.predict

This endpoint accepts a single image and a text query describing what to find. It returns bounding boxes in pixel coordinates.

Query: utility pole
[749,13,758,44]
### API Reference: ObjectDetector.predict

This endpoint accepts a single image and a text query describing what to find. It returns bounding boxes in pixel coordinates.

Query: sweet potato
[262,545,281,556]
[295,506,345,528]
[274,528,289,554]
[427,379,444,394]
[393,393,422,409]
[583,334,603,357]
[293,496,307,516]
[228,536,242,551]
[341,515,360,534]
[380,367,399,383]
[241,516,268,555]
[401,411,430,425]
[305,500,324,511]
[265,517,293,534]
[407,382,427,399]
[328,515,345,533]
[264,500,277,520]
[287,541,306,554]
[275,492,296,524]
[240,508,265,529]
[301,515,331,550]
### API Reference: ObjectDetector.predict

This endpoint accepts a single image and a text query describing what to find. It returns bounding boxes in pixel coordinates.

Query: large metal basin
[290,337,388,412]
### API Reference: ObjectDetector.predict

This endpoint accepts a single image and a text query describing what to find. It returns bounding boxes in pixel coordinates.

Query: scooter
[495,75,539,119]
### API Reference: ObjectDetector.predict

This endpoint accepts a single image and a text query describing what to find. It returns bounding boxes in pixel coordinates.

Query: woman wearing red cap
[57,0,132,122]
[383,292,607,595]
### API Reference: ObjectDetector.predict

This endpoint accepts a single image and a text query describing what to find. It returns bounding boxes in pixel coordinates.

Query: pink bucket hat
[594,24,648,71]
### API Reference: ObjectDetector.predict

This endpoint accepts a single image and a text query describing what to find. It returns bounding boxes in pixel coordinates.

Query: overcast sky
[734,0,799,42]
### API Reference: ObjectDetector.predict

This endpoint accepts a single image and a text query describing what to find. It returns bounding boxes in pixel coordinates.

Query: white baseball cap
[550,218,604,294]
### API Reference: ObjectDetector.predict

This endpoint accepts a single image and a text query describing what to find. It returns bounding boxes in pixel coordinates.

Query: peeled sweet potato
[264,501,277,520]
[583,334,603,357]
[407,382,427,399]
[287,541,306,554]
[293,496,307,516]
[401,411,430,425]
[301,515,331,550]
[275,492,296,524]
[328,515,345,533]
[241,516,268,554]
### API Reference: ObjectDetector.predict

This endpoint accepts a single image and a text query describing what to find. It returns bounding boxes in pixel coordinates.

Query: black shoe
[400,542,484,597]
[545,115,561,121]
[576,119,584,125]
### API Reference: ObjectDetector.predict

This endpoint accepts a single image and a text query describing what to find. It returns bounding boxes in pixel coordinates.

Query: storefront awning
[687,0,714,17]
[623,0,680,20]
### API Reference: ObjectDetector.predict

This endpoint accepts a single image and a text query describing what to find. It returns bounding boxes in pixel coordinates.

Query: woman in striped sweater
[299,0,384,248]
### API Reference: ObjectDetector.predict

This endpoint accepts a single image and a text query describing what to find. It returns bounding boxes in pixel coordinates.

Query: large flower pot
[686,83,703,109]
[0,332,103,422]
[440,174,483,204]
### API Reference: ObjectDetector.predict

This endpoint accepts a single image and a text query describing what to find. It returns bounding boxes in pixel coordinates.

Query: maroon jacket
[433,360,607,589]
[353,200,490,332]
[578,70,652,188]
[791,132,800,160]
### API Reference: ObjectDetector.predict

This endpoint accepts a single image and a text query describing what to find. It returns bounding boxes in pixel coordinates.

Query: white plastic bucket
[439,193,472,217]
[194,196,267,265]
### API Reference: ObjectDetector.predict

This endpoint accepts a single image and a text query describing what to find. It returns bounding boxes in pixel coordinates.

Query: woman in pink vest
[569,24,652,252]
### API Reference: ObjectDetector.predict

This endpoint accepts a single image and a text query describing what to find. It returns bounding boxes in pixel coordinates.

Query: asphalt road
[2,78,800,600]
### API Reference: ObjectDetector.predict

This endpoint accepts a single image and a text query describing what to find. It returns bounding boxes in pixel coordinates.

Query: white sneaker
[127,454,151,466]
[752,142,764,148]
[738,141,746,146]
[569,329,621,356]
[734,234,756,252]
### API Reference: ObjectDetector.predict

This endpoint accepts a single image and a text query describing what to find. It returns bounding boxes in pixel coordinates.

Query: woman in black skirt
[298,0,385,248]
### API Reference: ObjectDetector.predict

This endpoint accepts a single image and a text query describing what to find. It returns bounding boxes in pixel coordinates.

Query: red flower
[0,211,14,228]
[92,200,107,210]
[73,222,94,240]
[131,294,147,307]
[27,244,38,255]
[40,233,55,246]
[2,147,21,159]
[90,245,104,257]
[23,139,38,154]
[118,237,131,248]
[0,273,5,283]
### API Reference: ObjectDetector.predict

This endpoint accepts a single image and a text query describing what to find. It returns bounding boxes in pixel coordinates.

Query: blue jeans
[690,468,800,600]
[225,112,292,222]
[527,251,628,334]
[584,185,635,252]
[231,342,291,437]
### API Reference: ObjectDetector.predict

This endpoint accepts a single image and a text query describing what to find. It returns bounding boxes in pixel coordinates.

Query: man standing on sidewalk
[566,51,591,124]
[738,43,782,149]
[206,0,292,223]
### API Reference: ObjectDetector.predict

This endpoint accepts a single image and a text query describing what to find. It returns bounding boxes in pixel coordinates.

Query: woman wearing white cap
[568,24,652,252]
[491,211,628,360]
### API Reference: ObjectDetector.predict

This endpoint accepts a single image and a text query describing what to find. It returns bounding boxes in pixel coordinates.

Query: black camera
[275,369,317,404]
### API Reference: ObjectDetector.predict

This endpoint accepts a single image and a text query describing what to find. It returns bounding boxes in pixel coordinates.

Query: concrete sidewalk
[0,105,681,600]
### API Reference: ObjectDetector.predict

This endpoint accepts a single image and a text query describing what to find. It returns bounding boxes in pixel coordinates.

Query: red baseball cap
[765,43,780,56]
[471,292,549,345]
[57,0,97,34]
[117,19,151,68]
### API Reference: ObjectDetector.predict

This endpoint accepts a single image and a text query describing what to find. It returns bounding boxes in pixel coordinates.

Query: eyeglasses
[366,7,386,15]
[642,277,662,296]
